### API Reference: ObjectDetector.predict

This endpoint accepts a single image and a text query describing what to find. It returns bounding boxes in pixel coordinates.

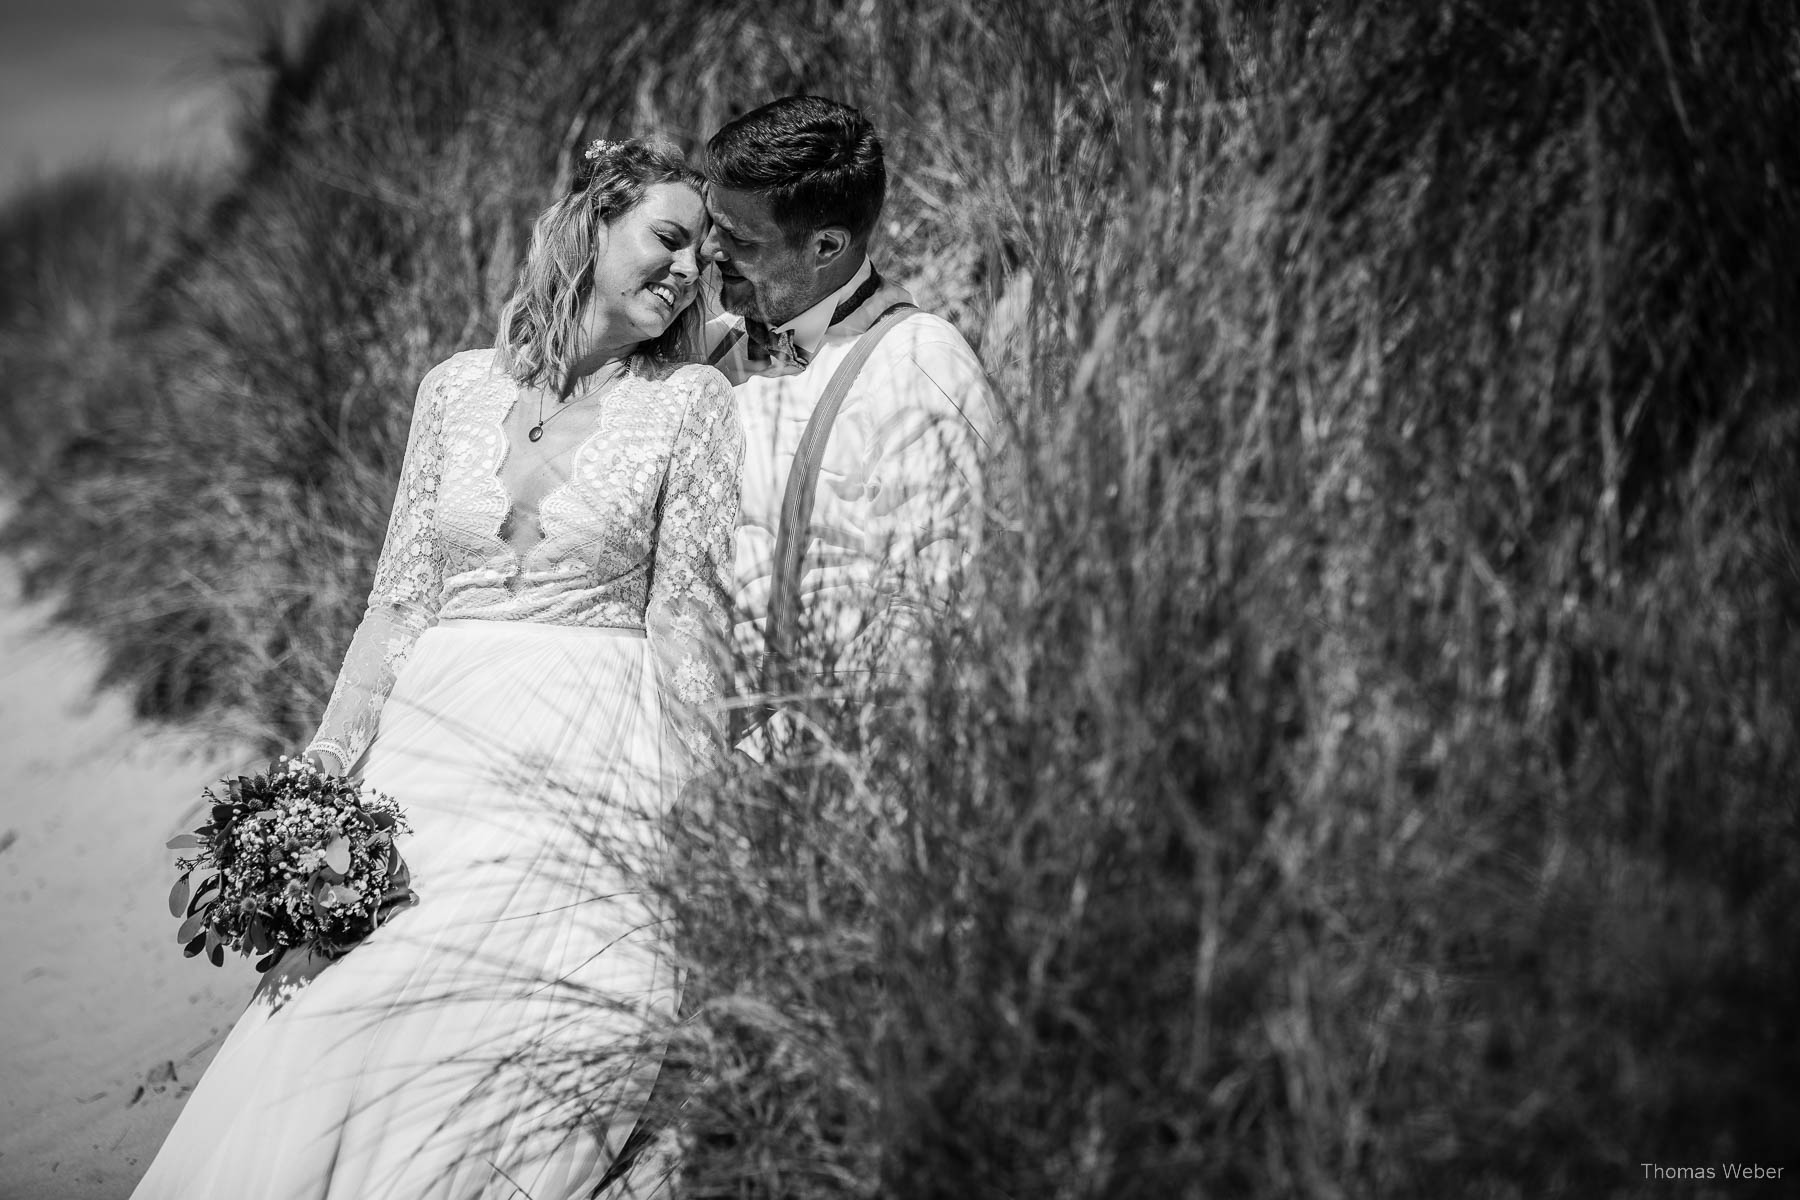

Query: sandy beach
[0,553,250,1200]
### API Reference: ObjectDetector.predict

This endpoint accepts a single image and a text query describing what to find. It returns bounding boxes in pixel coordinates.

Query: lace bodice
[307,349,743,771]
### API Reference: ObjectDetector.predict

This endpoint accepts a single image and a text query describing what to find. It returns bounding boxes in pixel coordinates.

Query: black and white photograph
[1,1,1795,1197]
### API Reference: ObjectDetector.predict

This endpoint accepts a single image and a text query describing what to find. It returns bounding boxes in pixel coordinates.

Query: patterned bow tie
[713,268,886,379]
[743,320,811,376]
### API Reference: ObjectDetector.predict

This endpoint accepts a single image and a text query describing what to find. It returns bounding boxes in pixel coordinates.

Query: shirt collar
[771,257,874,359]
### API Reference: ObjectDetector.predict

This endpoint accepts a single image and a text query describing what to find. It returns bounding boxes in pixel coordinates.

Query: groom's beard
[713,262,820,328]
[716,267,757,316]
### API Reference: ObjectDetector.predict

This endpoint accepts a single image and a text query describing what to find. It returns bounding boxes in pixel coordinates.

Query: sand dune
[0,555,251,1200]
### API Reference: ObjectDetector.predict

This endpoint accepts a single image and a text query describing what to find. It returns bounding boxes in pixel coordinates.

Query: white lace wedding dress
[131,349,742,1200]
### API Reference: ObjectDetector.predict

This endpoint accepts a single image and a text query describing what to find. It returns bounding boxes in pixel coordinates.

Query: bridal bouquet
[167,756,417,972]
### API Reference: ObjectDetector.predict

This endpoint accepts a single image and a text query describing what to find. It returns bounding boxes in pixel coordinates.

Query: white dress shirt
[703,258,1000,694]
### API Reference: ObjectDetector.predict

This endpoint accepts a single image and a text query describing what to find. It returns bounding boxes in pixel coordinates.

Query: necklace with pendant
[527,359,631,442]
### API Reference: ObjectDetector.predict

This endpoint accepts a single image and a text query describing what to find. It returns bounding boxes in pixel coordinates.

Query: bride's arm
[304,362,453,774]
[645,366,745,765]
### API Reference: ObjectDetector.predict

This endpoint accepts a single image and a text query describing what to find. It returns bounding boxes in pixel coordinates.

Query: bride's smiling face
[576,182,707,360]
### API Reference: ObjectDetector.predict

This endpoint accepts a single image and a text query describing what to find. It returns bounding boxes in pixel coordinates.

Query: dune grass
[2,0,1797,1194]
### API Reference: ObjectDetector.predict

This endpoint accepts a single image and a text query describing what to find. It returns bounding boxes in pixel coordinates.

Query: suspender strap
[745,301,917,736]
[706,326,745,366]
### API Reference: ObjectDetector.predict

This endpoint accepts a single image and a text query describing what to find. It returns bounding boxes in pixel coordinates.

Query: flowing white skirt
[131,619,683,1200]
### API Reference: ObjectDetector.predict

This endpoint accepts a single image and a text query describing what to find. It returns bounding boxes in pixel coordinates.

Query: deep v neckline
[490,372,636,566]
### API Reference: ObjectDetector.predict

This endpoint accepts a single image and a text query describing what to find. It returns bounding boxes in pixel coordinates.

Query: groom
[699,95,998,736]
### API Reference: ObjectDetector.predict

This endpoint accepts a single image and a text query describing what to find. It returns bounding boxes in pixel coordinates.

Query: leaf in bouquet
[254,948,286,974]
[166,832,201,851]
[212,802,235,826]
[328,883,363,907]
[188,875,220,914]
[168,873,191,918]
[323,836,351,875]
[208,941,225,968]
[177,911,207,944]
[247,915,272,956]
[182,931,208,958]
[376,890,418,927]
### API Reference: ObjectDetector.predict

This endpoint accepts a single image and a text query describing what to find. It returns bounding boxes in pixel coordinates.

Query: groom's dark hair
[706,95,886,245]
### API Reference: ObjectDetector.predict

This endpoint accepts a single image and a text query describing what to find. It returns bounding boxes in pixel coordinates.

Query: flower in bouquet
[167,756,416,971]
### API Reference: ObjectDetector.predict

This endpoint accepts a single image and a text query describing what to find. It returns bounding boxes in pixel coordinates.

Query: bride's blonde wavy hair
[497,138,704,389]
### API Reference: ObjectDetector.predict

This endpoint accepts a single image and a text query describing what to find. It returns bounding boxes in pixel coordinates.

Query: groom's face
[701,185,820,328]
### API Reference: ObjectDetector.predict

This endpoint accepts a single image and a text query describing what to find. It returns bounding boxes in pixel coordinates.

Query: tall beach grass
[2,0,1797,1195]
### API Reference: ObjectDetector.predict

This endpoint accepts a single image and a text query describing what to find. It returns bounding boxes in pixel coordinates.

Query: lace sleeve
[645,365,744,765]
[305,361,453,773]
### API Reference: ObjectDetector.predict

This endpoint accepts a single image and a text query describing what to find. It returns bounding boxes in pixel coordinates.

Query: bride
[131,137,742,1199]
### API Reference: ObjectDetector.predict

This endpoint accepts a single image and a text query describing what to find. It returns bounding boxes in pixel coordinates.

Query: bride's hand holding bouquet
[166,755,417,972]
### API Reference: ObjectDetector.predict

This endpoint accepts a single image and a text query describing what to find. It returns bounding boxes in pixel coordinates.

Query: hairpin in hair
[584,138,625,161]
